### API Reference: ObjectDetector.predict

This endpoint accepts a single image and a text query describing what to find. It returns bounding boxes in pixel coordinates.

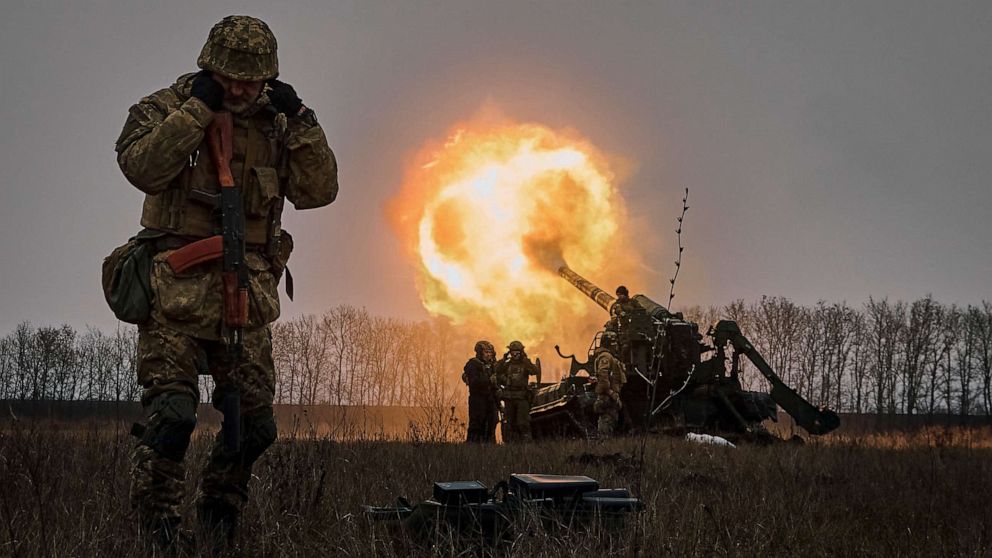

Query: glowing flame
[388,116,643,350]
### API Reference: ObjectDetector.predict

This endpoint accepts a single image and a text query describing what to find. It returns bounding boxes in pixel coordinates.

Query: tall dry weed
[0,421,990,556]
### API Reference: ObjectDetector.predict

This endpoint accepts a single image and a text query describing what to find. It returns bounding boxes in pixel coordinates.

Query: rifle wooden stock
[208,112,235,188]
[222,271,249,328]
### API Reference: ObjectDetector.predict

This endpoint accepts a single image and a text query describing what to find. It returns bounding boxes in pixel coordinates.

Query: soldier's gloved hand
[190,71,224,112]
[266,79,305,116]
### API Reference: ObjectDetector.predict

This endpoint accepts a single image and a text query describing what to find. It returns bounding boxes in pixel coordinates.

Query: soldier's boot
[197,407,277,551]
[596,416,613,439]
[139,515,194,557]
[197,499,239,554]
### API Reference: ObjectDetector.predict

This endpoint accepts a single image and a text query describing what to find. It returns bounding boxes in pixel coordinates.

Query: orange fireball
[388,116,644,351]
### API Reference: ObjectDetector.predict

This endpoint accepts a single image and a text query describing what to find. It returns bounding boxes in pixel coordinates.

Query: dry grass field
[1,419,990,557]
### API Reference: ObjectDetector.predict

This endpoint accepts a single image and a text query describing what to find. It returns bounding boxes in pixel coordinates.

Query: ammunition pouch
[150,249,222,330]
[245,166,281,218]
[101,231,162,324]
[149,247,281,335]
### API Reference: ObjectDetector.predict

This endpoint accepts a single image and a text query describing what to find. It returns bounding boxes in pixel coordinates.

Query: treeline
[1,297,991,416]
[0,308,472,412]
[269,307,470,408]
[0,323,139,403]
[684,296,992,415]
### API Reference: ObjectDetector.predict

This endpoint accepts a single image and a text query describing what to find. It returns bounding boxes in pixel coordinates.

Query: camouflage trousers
[500,394,531,442]
[466,392,498,443]
[594,394,621,437]
[130,320,277,527]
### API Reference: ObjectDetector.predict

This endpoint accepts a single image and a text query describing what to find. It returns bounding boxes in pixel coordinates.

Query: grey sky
[1,1,989,334]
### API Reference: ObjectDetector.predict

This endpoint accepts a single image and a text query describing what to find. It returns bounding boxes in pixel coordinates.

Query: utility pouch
[267,229,294,280]
[246,166,281,217]
[101,233,157,324]
[267,229,294,300]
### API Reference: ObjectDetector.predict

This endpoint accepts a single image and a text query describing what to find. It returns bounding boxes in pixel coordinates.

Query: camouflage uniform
[462,350,498,443]
[593,349,627,436]
[609,297,639,333]
[496,343,539,442]
[115,15,337,544]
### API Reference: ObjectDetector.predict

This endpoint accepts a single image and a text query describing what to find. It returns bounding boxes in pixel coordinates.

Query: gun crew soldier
[610,285,638,326]
[593,332,627,437]
[462,340,499,443]
[110,15,338,552]
[496,340,540,442]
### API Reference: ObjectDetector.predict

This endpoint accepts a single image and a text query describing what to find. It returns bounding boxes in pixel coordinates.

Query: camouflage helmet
[474,340,494,355]
[507,340,525,352]
[615,285,629,297]
[197,15,278,81]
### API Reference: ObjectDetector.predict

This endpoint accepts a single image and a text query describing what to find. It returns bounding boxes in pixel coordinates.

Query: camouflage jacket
[610,298,639,323]
[115,73,338,339]
[462,357,496,395]
[594,350,626,398]
[496,356,538,394]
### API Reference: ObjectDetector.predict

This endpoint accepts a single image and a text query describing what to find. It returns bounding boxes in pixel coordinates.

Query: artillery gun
[530,266,840,440]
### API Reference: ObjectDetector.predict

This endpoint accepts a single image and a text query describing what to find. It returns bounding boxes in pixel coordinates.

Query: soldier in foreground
[496,341,540,442]
[462,340,499,442]
[593,332,627,437]
[113,15,337,551]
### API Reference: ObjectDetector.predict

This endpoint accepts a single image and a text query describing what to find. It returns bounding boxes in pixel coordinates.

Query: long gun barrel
[554,264,840,436]
[558,266,616,312]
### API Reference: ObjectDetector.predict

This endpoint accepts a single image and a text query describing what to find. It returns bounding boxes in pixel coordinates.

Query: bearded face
[211,73,264,114]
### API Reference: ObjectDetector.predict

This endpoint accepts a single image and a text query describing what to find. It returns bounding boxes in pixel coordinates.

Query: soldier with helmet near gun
[496,340,541,442]
[592,330,627,437]
[462,340,499,443]
[106,15,338,552]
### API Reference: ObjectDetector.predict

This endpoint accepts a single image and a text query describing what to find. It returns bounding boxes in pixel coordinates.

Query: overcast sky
[0,0,989,334]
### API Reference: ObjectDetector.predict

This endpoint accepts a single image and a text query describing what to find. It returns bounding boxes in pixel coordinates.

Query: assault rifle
[213,111,247,453]
[164,112,245,452]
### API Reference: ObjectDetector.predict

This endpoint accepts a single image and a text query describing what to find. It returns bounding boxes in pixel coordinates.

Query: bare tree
[865,297,906,414]
[848,312,870,413]
[899,296,940,415]
[937,306,962,414]
[975,302,992,415]
[954,306,979,415]
[2,296,992,421]
[747,297,804,393]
